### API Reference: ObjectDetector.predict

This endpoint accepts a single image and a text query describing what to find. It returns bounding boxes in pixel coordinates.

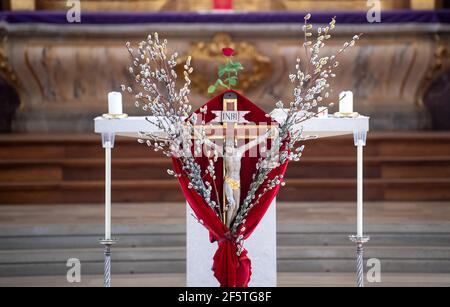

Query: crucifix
[195,92,278,227]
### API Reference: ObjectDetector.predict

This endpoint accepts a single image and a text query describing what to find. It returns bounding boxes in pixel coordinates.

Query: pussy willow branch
[124,33,220,217]
[231,15,362,237]
[122,23,362,241]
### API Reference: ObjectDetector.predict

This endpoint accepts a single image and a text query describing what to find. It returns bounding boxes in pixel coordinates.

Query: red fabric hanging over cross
[172,90,288,287]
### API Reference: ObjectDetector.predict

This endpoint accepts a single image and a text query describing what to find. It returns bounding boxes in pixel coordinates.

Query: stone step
[2,156,450,182]
[2,177,450,203]
[1,272,449,287]
[2,223,449,277]
[2,132,450,203]
[0,224,186,250]
[2,133,450,159]
[4,233,450,250]
[0,247,184,277]
[1,245,449,277]
[1,223,450,250]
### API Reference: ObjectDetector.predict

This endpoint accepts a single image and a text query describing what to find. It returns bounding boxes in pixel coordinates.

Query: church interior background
[0,0,449,287]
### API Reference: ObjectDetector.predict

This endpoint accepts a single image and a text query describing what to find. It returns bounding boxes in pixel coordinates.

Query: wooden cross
[194,92,278,225]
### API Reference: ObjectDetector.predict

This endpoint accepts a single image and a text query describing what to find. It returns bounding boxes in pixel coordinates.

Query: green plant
[208,47,244,94]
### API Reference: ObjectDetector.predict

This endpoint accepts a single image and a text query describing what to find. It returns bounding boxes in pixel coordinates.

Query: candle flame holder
[333,112,359,118]
[102,113,128,119]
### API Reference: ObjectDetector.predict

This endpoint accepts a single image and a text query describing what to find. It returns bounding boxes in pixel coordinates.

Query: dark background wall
[424,69,450,130]
[0,79,20,132]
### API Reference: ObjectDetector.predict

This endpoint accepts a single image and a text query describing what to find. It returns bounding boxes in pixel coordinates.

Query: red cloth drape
[172,90,288,287]
[213,0,233,10]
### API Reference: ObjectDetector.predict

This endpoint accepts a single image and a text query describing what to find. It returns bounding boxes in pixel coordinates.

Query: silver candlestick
[100,130,117,288]
[350,130,369,287]
[349,235,370,287]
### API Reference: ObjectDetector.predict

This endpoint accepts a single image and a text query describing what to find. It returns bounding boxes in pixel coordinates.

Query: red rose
[222,47,235,57]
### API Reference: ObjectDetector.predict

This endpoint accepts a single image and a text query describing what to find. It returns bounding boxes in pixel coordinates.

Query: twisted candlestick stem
[356,242,364,287]
[104,244,111,287]
[349,235,369,287]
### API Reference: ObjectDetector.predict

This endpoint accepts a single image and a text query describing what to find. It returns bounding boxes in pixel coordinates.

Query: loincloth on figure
[224,176,240,191]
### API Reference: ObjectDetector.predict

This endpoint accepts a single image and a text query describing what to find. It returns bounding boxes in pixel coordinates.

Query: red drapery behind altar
[172,90,288,287]
[213,0,233,10]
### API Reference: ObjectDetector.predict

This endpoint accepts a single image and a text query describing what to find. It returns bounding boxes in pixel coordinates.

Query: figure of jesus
[198,128,275,227]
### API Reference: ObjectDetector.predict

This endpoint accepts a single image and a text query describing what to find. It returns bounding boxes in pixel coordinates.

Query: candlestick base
[349,235,370,244]
[100,239,118,245]
[102,113,128,119]
[349,235,370,287]
[99,239,118,287]
[334,112,359,118]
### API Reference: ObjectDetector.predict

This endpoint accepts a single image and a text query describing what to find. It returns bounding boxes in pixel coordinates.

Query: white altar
[94,114,369,287]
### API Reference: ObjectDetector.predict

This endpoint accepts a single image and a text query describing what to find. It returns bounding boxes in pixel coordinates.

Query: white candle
[108,92,123,115]
[339,91,353,113]
[317,107,328,118]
